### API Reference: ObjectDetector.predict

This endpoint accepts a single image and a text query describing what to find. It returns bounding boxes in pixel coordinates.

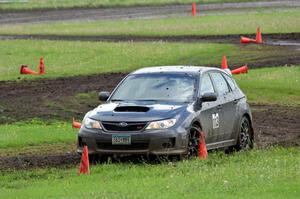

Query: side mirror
[99,91,110,101]
[200,92,217,102]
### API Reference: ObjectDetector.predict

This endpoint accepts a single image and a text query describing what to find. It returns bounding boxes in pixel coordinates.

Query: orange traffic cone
[221,55,229,69]
[20,65,39,75]
[240,36,256,44]
[256,27,263,44]
[72,118,81,129]
[192,2,196,16]
[231,65,248,74]
[78,145,90,175]
[39,57,45,74]
[198,132,208,160]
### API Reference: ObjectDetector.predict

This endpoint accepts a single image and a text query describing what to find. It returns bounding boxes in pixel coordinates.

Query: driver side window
[200,73,215,95]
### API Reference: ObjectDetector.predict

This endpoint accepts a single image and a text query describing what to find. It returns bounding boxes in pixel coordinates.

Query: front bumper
[77,126,188,155]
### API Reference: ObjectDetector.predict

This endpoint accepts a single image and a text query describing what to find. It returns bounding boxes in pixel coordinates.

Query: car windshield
[110,73,196,103]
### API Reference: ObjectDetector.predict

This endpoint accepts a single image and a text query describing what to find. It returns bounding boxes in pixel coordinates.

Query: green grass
[0,120,77,149]
[0,0,273,10]
[235,66,300,106]
[0,40,238,81]
[0,147,299,198]
[1,8,299,36]
[0,39,298,81]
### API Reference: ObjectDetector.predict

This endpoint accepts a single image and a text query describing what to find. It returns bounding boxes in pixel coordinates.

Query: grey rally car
[77,66,253,158]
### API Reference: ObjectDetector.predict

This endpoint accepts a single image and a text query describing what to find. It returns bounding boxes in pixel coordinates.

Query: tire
[235,116,253,150]
[187,125,201,157]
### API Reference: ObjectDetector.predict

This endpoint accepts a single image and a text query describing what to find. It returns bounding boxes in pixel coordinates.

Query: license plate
[112,134,131,145]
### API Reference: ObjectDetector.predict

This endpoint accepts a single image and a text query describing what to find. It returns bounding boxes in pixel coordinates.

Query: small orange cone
[20,65,39,75]
[221,55,229,69]
[256,27,263,44]
[231,65,248,74]
[240,36,256,44]
[198,132,208,160]
[191,2,196,16]
[72,118,81,129]
[78,145,90,175]
[39,57,45,74]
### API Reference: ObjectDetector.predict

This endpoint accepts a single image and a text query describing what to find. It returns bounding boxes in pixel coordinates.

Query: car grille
[97,142,149,150]
[101,121,147,132]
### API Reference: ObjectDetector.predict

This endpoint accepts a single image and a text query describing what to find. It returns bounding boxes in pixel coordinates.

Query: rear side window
[200,73,215,94]
[210,72,229,96]
[223,74,236,91]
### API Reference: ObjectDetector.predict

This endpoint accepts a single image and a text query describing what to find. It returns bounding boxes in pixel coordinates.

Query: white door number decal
[212,113,219,129]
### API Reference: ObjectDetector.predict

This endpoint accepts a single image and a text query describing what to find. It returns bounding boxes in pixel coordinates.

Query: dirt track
[0,152,80,170]
[0,73,127,123]
[0,72,299,170]
[0,1,300,24]
[1,32,300,44]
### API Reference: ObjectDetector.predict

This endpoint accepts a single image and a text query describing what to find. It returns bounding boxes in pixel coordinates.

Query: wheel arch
[191,120,202,130]
[188,119,202,139]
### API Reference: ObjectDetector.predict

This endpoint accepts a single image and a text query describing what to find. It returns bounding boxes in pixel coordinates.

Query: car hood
[88,101,189,122]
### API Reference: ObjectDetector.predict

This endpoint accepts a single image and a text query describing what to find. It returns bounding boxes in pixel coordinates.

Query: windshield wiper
[140,99,189,103]
[111,99,124,102]
[137,99,160,102]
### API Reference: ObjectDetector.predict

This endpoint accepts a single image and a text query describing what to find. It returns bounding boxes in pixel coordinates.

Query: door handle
[233,99,238,104]
[217,105,222,110]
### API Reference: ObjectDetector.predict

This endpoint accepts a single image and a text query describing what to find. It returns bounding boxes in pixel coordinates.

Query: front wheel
[187,125,201,157]
[235,116,254,150]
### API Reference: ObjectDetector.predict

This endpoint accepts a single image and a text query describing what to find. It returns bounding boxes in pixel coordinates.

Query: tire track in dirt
[0,152,80,170]
[1,32,300,44]
[0,73,127,123]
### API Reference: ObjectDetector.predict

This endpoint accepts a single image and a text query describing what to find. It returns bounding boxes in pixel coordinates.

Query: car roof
[131,66,227,75]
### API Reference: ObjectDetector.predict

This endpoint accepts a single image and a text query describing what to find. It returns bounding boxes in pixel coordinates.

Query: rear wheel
[235,116,253,150]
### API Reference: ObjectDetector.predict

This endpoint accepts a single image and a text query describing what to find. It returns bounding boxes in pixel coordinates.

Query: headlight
[84,117,102,129]
[146,119,176,130]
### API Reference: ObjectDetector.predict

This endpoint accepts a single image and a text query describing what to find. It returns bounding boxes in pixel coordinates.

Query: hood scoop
[114,106,150,112]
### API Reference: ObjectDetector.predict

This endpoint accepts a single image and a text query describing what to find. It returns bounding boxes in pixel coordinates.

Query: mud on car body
[77,66,253,158]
